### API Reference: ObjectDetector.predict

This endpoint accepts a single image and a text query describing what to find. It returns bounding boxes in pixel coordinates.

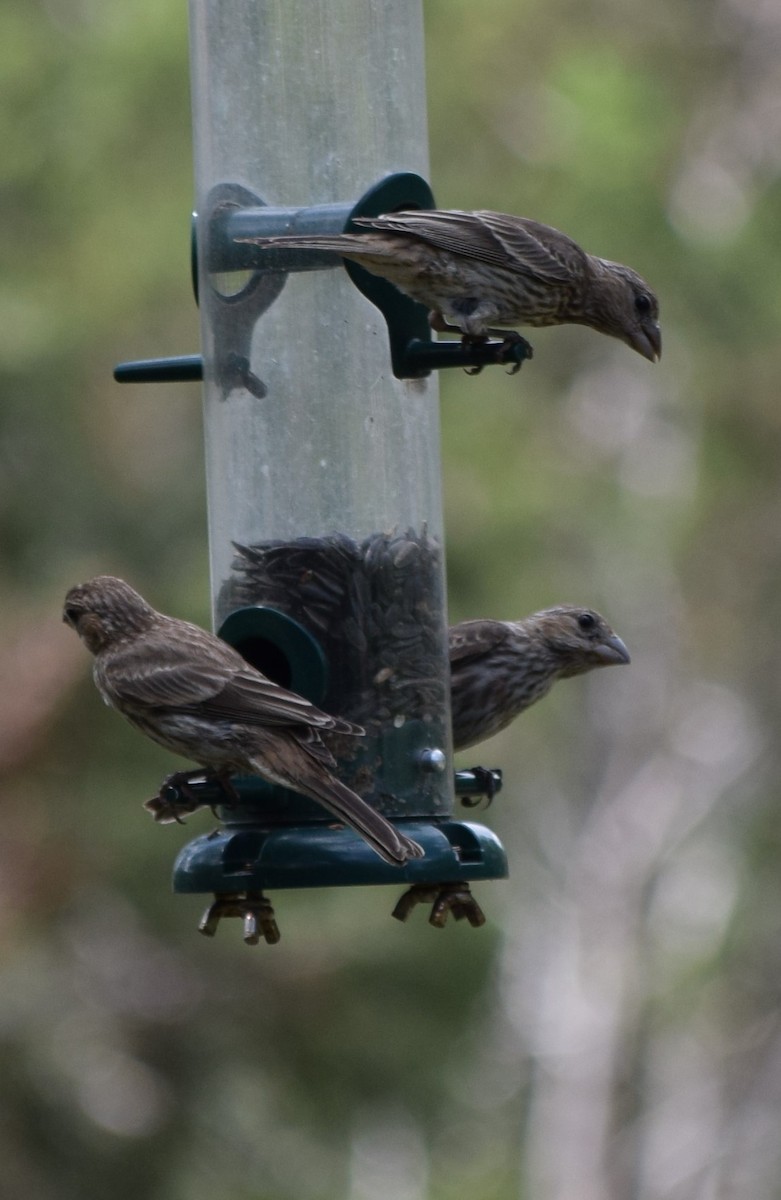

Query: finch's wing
[449,619,513,668]
[196,668,360,733]
[353,210,579,283]
[100,624,360,734]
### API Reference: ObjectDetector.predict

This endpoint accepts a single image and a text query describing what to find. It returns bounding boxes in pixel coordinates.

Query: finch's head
[525,606,631,678]
[63,575,157,654]
[589,260,661,362]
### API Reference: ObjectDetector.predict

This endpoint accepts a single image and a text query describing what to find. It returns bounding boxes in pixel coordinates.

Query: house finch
[450,605,630,752]
[63,576,424,866]
[238,209,661,363]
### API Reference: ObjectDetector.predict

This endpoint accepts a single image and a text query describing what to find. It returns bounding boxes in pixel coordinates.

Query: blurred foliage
[3,0,781,1197]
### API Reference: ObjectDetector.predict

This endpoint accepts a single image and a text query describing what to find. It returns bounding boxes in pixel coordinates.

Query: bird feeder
[117,0,507,942]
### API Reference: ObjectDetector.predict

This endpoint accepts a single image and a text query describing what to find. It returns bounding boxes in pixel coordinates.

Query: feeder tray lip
[172,819,508,893]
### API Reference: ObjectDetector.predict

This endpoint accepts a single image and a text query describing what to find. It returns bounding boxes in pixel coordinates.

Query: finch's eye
[63,606,81,624]
[577,612,596,633]
[635,293,652,316]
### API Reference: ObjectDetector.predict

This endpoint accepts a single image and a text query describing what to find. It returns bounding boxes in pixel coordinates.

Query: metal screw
[418,748,446,773]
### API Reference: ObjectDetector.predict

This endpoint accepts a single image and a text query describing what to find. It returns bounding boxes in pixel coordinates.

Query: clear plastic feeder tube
[189,0,452,814]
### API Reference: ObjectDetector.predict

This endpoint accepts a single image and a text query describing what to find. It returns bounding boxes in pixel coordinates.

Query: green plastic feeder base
[173,818,507,894]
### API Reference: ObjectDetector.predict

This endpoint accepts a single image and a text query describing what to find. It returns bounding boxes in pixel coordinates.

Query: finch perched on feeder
[449,605,630,752]
[238,209,661,364]
[63,576,424,866]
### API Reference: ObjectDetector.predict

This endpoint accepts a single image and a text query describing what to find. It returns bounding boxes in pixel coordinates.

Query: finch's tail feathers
[254,759,424,866]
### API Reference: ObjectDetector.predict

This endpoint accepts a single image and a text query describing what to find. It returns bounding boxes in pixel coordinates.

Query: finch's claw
[143,795,188,824]
[459,332,488,375]
[391,881,486,928]
[214,773,240,806]
[144,769,207,823]
[456,331,532,375]
[460,766,500,808]
[144,769,240,824]
[456,767,502,808]
[497,333,533,373]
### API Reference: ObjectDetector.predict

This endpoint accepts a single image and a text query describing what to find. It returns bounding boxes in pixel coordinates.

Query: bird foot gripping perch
[144,769,238,823]
[464,334,532,376]
[457,767,503,807]
[429,318,533,376]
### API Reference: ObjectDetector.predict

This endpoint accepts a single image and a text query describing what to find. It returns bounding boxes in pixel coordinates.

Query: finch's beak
[628,322,662,362]
[595,634,631,665]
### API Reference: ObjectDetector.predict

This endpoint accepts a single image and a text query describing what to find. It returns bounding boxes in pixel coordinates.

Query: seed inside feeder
[219,527,448,736]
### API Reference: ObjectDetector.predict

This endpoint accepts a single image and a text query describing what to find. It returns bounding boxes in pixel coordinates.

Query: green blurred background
[3,0,781,1196]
